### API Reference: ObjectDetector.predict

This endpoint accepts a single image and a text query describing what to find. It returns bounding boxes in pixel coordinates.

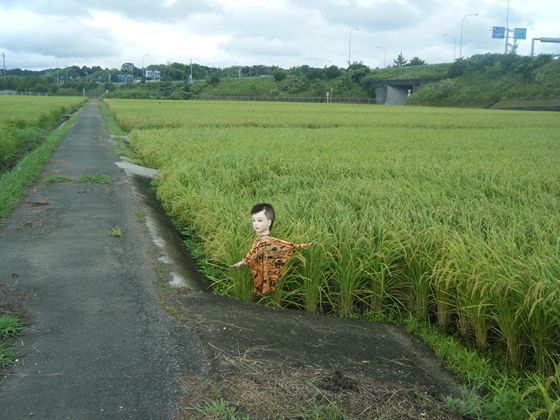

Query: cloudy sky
[0,0,558,71]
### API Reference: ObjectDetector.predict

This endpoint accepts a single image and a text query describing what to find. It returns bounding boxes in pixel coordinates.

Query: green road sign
[492,26,505,39]
[514,28,527,40]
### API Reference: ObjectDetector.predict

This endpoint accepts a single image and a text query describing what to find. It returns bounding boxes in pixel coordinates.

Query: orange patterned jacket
[243,235,309,296]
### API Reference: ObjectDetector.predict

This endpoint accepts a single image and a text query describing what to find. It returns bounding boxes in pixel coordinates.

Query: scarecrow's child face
[251,210,272,236]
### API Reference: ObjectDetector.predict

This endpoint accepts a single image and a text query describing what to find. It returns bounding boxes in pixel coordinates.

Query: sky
[0,0,559,71]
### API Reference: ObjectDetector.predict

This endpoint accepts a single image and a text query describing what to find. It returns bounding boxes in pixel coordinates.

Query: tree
[510,39,519,55]
[325,65,342,79]
[304,67,325,80]
[209,74,220,86]
[393,52,408,67]
[121,62,135,76]
[448,59,466,78]
[407,57,426,66]
[273,70,287,82]
[170,82,192,100]
[347,63,370,84]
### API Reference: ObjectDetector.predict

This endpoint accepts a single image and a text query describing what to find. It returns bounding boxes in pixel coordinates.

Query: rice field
[105,99,560,375]
[0,96,86,164]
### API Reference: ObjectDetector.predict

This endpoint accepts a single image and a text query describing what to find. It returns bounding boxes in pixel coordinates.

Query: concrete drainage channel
[115,159,210,293]
[112,160,465,418]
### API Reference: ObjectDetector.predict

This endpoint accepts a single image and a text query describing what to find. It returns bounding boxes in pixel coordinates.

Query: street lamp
[459,13,479,59]
[443,34,456,61]
[374,46,386,68]
[348,27,359,67]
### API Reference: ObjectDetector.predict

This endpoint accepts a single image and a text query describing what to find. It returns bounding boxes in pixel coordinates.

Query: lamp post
[374,46,386,68]
[348,27,359,67]
[459,13,479,59]
[443,34,456,61]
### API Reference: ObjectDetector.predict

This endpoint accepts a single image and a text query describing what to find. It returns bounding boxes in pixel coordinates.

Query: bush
[273,70,287,82]
[208,74,221,86]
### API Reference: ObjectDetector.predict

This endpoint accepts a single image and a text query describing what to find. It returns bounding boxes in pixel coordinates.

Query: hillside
[2,54,558,108]
[408,54,560,108]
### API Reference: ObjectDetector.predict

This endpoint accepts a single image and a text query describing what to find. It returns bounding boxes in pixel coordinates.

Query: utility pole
[375,46,386,68]
[188,59,193,84]
[443,34,456,61]
[459,13,479,59]
[505,0,510,53]
[1,52,5,76]
[348,27,359,67]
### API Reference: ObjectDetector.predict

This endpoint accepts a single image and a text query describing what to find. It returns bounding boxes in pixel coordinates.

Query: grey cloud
[287,0,441,31]
[188,5,316,41]
[3,0,219,22]
[219,37,305,59]
[1,20,120,59]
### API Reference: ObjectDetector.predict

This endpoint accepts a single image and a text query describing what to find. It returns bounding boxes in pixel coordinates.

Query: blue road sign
[492,26,505,39]
[513,28,527,40]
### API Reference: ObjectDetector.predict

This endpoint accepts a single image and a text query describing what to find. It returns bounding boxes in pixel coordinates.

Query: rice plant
[0,96,85,165]
[106,99,560,376]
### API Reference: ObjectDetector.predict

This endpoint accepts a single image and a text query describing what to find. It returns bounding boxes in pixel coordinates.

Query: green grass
[187,398,244,419]
[404,316,560,419]
[77,172,112,184]
[44,175,73,184]
[365,63,451,80]
[0,315,24,339]
[0,345,20,367]
[0,113,80,222]
[491,98,560,108]
[43,173,112,185]
[0,315,24,367]
[99,100,126,136]
[110,226,122,237]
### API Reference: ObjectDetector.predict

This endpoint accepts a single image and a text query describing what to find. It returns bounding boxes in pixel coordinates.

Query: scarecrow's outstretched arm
[231,260,246,268]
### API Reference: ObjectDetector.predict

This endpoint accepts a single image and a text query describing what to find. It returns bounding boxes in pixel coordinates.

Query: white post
[348,27,359,66]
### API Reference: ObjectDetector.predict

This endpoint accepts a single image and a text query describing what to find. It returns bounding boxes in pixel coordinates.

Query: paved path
[0,101,204,419]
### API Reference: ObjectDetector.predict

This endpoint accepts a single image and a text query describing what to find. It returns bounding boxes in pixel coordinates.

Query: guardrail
[0,90,49,96]
[194,95,376,104]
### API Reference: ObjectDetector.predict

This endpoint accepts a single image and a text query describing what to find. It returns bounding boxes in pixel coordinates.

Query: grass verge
[0,315,24,368]
[44,172,113,185]
[0,315,24,339]
[98,99,142,164]
[99,99,126,136]
[401,315,559,419]
[77,172,112,184]
[0,112,80,223]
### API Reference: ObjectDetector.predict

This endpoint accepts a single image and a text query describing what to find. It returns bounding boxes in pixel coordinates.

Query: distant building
[116,74,133,83]
[145,70,161,81]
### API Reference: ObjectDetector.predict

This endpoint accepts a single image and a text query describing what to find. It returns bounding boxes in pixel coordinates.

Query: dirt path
[0,101,206,418]
[0,100,463,419]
